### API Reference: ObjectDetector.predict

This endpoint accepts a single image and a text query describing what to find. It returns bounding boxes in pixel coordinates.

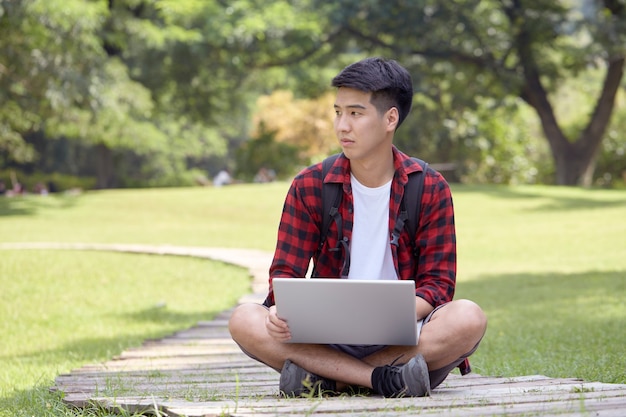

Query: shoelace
[372,365,406,397]
[371,355,407,397]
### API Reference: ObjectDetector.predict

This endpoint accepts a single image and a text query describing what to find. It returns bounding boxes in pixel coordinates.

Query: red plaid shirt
[265,146,456,308]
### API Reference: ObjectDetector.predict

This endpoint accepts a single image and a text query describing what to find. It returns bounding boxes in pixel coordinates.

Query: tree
[234,122,304,181]
[505,0,625,186]
[0,0,108,166]
[0,0,186,188]
[314,0,626,186]
[0,0,331,188]
[6,0,624,187]
[251,91,337,161]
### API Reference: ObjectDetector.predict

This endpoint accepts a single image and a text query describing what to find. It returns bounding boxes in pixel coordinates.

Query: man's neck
[349,149,395,188]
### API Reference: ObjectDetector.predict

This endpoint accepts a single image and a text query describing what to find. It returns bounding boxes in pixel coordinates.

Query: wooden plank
[73,387,626,417]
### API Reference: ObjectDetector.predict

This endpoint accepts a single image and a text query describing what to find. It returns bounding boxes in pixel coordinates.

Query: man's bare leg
[228,303,377,388]
[228,299,486,390]
[361,299,487,370]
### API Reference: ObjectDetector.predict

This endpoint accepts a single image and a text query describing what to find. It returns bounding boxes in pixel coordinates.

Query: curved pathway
[2,242,626,416]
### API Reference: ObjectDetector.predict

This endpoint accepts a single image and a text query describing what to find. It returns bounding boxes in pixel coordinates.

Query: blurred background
[1,0,625,192]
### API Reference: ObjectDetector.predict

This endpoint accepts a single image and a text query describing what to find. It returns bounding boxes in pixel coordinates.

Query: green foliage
[0,0,106,164]
[0,169,96,193]
[234,123,306,181]
[594,100,626,188]
[313,0,626,186]
[2,0,626,187]
[458,99,554,185]
[396,92,554,185]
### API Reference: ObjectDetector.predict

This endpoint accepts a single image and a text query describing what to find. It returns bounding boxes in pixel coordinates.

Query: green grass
[0,183,625,415]
[0,183,288,249]
[451,185,626,382]
[0,251,248,391]
[459,270,625,382]
[0,251,250,417]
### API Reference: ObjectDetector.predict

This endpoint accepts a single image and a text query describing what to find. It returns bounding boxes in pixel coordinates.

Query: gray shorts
[238,302,476,390]
[326,303,476,389]
[326,317,423,359]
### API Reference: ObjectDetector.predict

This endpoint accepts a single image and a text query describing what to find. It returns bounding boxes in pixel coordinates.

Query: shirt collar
[324,146,423,186]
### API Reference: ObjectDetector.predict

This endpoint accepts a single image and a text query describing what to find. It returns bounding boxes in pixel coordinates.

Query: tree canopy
[310,0,626,185]
[1,0,625,189]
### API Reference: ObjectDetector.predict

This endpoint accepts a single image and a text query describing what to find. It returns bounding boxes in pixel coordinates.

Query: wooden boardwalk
[3,243,626,416]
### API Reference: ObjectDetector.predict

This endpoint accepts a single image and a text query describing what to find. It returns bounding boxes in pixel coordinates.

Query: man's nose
[335,114,350,132]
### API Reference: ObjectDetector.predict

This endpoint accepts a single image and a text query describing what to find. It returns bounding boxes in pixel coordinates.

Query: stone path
[2,242,626,416]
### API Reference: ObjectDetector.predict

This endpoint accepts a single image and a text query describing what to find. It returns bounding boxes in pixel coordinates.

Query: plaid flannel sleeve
[413,171,457,307]
[265,169,322,305]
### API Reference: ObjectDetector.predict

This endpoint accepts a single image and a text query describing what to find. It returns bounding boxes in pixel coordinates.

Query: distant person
[47,181,58,194]
[229,57,487,398]
[254,167,276,183]
[6,182,24,197]
[0,180,6,196]
[213,169,232,187]
[8,171,24,196]
[34,182,48,196]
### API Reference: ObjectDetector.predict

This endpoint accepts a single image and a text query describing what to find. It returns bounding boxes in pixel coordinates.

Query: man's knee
[229,303,270,338]
[455,299,487,333]
[434,299,487,347]
[452,299,487,355]
[228,303,265,341]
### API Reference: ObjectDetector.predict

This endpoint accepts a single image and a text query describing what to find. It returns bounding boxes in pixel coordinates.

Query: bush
[234,123,307,182]
[0,169,96,194]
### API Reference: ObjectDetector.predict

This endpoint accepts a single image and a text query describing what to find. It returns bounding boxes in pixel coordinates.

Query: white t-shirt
[348,174,398,280]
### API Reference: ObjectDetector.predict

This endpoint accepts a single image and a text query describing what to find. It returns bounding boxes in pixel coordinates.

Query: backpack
[317,153,429,268]
[316,153,473,376]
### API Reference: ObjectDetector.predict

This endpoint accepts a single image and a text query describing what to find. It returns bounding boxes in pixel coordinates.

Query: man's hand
[416,296,435,321]
[266,305,291,342]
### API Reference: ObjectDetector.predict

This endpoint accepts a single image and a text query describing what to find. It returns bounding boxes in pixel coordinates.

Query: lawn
[0,182,624,416]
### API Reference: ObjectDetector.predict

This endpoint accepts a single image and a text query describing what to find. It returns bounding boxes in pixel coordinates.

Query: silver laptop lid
[273,278,417,345]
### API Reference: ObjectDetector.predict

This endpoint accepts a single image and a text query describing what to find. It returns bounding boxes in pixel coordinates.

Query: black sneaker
[371,354,431,397]
[279,359,337,397]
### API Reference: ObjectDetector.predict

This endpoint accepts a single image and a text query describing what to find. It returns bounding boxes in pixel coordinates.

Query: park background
[1,1,625,416]
[2,0,626,191]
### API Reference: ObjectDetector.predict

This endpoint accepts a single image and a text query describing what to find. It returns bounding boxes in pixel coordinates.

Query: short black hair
[331,57,413,128]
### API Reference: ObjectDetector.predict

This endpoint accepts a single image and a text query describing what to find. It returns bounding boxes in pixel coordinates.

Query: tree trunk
[95,143,113,189]
[506,0,625,186]
[517,35,624,185]
[549,57,624,186]
[553,143,594,186]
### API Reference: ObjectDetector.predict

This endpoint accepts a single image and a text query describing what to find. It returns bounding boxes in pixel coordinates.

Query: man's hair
[331,57,413,128]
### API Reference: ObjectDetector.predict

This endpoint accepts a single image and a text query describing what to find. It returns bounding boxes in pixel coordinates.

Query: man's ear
[386,107,399,132]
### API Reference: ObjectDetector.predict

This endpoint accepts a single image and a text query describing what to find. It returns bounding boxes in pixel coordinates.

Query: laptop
[272,278,417,345]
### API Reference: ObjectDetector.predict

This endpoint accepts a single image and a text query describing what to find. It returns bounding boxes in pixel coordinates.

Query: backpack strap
[320,153,342,248]
[404,158,429,258]
[313,153,347,277]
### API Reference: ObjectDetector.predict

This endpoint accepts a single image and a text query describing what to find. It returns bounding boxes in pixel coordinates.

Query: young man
[229,57,487,397]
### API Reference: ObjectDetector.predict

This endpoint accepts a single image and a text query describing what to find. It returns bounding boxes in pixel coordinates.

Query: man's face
[333,87,396,163]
